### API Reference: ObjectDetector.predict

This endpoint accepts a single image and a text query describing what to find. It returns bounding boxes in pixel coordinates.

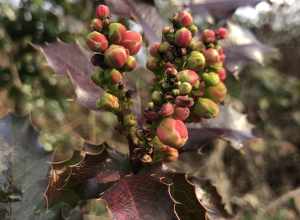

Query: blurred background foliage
[0,0,300,219]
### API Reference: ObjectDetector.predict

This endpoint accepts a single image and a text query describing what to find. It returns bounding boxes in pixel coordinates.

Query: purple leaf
[185,105,256,150]
[34,41,102,110]
[105,0,166,44]
[186,0,263,20]
[102,174,176,220]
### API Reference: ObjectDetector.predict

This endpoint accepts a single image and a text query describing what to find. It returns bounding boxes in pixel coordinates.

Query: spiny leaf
[102,174,177,220]
[185,105,256,150]
[34,41,103,110]
[105,0,166,44]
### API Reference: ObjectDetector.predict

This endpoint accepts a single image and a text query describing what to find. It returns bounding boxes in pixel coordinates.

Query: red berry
[176,11,193,27]
[204,48,220,65]
[104,45,129,68]
[202,29,215,43]
[86,31,108,53]
[149,42,161,57]
[216,27,228,39]
[173,107,190,121]
[96,4,110,18]
[90,18,103,31]
[144,110,159,121]
[110,69,123,84]
[175,27,192,48]
[175,95,194,108]
[217,68,227,81]
[156,118,188,148]
[177,69,199,86]
[159,103,174,117]
[108,22,127,44]
[121,31,142,55]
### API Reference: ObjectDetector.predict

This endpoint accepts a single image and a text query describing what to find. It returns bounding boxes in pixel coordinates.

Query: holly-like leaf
[34,41,103,110]
[105,0,166,44]
[186,0,263,20]
[102,174,177,220]
[185,105,256,150]
[0,113,50,220]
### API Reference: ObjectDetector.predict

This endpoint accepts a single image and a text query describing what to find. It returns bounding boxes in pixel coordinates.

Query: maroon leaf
[102,174,177,220]
[186,0,263,20]
[105,0,166,44]
[34,41,102,110]
[185,105,256,150]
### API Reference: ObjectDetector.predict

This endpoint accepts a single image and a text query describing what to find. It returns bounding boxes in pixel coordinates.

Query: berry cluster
[87,4,142,111]
[145,11,228,162]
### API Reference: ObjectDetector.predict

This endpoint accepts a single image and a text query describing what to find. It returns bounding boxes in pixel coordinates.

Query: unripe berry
[109,69,123,84]
[90,18,103,31]
[159,103,174,117]
[91,70,103,86]
[104,45,129,68]
[202,72,220,86]
[96,92,119,110]
[204,48,220,65]
[124,56,137,71]
[96,4,110,18]
[151,91,162,103]
[217,68,227,81]
[175,11,193,27]
[177,69,199,86]
[189,24,198,36]
[159,41,170,53]
[175,95,194,108]
[108,22,127,44]
[147,101,155,109]
[121,31,142,55]
[87,31,108,53]
[193,98,219,118]
[124,114,137,127]
[179,82,192,95]
[160,145,179,162]
[149,42,161,57]
[186,51,206,71]
[174,107,190,121]
[156,118,188,148]
[189,38,205,52]
[202,29,216,43]
[205,82,227,103]
[172,89,180,96]
[216,27,228,39]
[146,56,160,71]
[175,27,192,48]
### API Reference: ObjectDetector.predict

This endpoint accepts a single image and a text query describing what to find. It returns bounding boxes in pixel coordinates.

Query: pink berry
[104,45,129,68]
[121,31,143,55]
[175,28,192,48]
[86,31,108,53]
[176,11,193,27]
[96,4,110,18]
[217,68,227,81]
[173,107,190,121]
[159,103,174,117]
[202,29,215,43]
[216,27,228,39]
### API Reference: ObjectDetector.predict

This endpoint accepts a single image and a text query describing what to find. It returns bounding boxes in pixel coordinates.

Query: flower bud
[177,69,199,86]
[202,72,220,86]
[175,11,193,27]
[96,4,110,18]
[189,38,205,52]
[205,82,227,103]
[204,48,220,65]
[121,31,142,55]
[149,42,161,57]
[109,69,123,84]
[216,27,228,39]
[124,56,137,71]
[147,101,154,109]
[151,91,162,103]
[108,22,127,44]
[104,45,129,68]
[175,27,192,48]
[87,31,108,53]
[202,29,216,43]
[156,118,188,148]
[179,82,192,95]
[90,18,103,32]
[175,95,194,108]
[165,67,177,77]
[186,51,206,71]
[146,56,160,71]
[124,114,137,127]
[217,68,227,81]
[159,103,174,117]
[160,146,179,162]
[96,92,119,110]
[174,107,190,121]
[193,98,219,118]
